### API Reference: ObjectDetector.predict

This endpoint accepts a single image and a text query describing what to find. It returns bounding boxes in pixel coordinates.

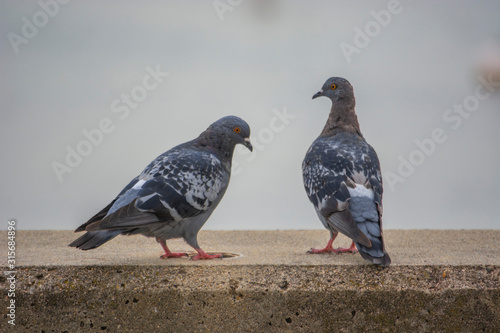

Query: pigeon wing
[303,141,371,246]
[86,150,227,231]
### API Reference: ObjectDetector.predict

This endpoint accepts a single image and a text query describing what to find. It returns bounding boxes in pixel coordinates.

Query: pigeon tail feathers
[349,195,391,267]
[68,230,123,250]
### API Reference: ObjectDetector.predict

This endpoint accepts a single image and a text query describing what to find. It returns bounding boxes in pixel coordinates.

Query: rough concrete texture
[1,230,499,332]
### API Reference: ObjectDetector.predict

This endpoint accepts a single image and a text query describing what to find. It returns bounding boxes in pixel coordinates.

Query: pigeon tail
[356,243,391,267]
[68,230,123,250]
[349,195,391,267]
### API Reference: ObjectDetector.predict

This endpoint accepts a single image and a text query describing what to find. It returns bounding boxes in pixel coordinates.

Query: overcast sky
[1,0,499,231]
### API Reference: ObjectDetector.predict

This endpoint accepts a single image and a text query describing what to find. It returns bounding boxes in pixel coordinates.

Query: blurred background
[1,0,499,230]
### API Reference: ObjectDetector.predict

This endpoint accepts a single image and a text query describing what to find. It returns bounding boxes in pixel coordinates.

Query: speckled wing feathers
[83,145,229,232]
[303,133,383,245]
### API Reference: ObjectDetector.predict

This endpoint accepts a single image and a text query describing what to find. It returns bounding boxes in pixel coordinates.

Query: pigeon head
[312,77,354,103]
[203,116,253,153]
[312,77,361,137]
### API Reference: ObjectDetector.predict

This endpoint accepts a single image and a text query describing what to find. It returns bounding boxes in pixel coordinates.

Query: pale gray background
[1,0,499,230]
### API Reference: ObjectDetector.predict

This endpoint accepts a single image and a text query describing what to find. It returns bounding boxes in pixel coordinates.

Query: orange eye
[234,127,241,133]
[331,84,337,90]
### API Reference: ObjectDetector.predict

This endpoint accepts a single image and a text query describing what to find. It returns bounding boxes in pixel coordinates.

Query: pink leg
[156,238,188,259]
[190,248,223,260]
[307,236,358,255]
[307,236,337,254]
[334,241,358,254]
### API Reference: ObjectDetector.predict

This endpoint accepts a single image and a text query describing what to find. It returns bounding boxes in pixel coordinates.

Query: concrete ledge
[1,230,499,331]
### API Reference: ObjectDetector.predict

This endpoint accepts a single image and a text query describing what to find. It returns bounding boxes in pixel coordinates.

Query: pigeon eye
[331,84,337,90]
[233,127,241,133]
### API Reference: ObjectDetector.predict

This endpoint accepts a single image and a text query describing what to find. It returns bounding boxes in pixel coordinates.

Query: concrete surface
[1,230,499,332]
[3,229,500,266]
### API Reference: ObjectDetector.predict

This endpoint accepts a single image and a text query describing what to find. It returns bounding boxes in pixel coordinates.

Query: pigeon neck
[196,131,234,167]
[320,99,362,138]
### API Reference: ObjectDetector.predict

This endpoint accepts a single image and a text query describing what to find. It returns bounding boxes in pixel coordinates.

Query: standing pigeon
[302,77,391,267]
[69,116,252,260]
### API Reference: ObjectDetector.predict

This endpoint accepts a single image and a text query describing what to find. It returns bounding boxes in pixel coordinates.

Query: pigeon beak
[312,90,324,99]
[243,137,253,152]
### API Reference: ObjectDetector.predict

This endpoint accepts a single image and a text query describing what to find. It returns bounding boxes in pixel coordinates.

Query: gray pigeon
[69,116,252,260]
[302,77,391,267]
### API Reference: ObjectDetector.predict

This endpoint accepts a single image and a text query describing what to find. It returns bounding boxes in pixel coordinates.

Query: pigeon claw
[333,247,358,254]
[160,252,189,259]
[306,237,336,254]
[333,241,358,255]
[307,247,337,254]
[190,248,223,260]
[307,238,358,255]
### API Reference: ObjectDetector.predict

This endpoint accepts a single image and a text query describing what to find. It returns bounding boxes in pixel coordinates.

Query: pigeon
[69,116,253,260]
[302,77,391,267]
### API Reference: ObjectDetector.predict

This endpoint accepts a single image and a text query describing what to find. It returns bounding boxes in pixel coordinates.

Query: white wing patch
[132,179,146,190]
[348,184,374,199]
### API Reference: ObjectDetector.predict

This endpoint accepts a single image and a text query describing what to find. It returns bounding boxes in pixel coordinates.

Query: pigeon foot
[190,248,223,260]
[160,252,189,259]
[156,237,189,259]
[307,247,337,254]
[307,239,358,254]
[307,237,336,254]
[334,241,358,254]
